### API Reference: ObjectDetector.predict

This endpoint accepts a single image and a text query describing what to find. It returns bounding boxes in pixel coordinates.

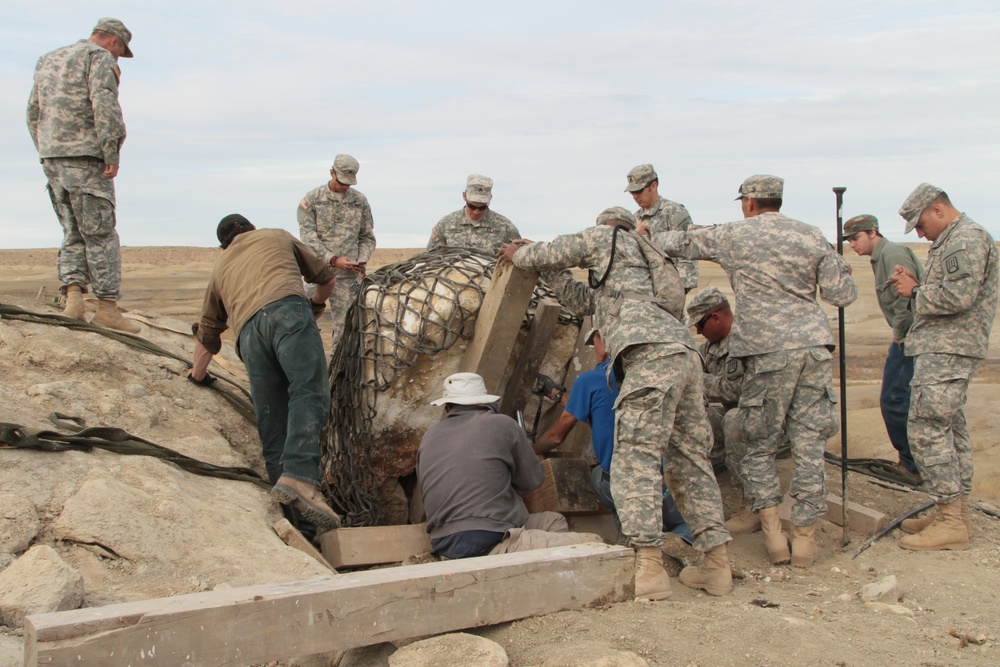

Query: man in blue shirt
[533,328,692,543]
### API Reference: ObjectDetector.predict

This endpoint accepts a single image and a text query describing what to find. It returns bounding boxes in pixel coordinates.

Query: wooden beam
[776,492,886,536]
[500,299,561,416]
[319,524,432,569]
[523,458,600,515]
[273,519,337,573]
[25,544,634,667]
[459,261,539,394]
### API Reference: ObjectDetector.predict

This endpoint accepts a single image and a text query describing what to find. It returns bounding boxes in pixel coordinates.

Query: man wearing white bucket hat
[417,372,602,558]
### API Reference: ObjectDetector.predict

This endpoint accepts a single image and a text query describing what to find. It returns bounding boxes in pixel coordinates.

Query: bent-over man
[190,214,341,535]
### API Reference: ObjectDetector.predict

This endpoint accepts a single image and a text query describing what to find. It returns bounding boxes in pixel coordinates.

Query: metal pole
[833,186,849,547]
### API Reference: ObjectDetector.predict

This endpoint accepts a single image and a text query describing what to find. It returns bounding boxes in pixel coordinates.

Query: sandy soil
[1,245,999,666]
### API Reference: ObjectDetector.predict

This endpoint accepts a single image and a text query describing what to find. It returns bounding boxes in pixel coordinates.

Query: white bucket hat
[430,372,501,406]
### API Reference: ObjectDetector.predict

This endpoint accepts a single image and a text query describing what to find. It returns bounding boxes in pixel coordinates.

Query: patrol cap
[843,214,879,239]
[899,183,944,234]
[465,174,493,205]
[625,164,658,193]
[332,154,359,185]
[93,18,133,58]
[735,174,784,200]
[595,206,636,228]
[217,213,255,249]
[685,286,729,327]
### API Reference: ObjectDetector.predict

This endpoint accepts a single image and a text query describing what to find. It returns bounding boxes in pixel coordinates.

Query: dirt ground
[1,245,999,666]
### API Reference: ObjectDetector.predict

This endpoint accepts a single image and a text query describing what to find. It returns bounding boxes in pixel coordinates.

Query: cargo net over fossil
[320,247,582,526]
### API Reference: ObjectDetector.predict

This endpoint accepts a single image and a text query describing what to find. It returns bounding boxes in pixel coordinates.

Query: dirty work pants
[42,157,122,301]
[908,353,979,504]
[729,347,838,527]
[611,343,729,552]
[239,296,330,487]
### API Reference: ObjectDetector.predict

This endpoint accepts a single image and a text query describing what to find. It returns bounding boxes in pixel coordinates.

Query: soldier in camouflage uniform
[843,214,924,478]
[887,184,998,551]
[627,164,699,292]
[499,206,732,601]
[685,287,759,535]
[654,175,857,569]
[27,18,139,334]
[427,175,520,254]
[297,154,376,353]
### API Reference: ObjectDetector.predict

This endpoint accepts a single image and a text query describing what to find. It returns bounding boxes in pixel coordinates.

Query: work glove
[309,299,326,319]
[186,369,217,387]
[535,373,566,402]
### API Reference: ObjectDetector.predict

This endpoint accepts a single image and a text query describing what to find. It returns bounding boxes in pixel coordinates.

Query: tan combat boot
[62,285,86,321]
[790,524,818,568]
[899,500,969,551]
[900,507,939,534]
[90,299,140,334]
[961,494,973,537]
[634,546,671,601]
[724,500,761,535]
[759,506,790,564]
[679,543,734,596]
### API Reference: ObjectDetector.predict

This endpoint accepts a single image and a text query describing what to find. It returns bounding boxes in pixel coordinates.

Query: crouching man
[190,213,341,535]
[417,372,602,558]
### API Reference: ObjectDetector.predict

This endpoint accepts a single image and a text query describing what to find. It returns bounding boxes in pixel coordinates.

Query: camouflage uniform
[297,184,376,350]
[427,209,520,255]
[27,38,126,300]
[656,212,857,526]
[903,210,998,504]
[637,197,699,291]
[512,225,730,552]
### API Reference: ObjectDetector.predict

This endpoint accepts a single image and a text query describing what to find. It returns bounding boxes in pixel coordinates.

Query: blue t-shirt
[565,360,618,472]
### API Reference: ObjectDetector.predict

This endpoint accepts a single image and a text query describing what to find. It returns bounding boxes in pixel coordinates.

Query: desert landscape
[0,244,998,666]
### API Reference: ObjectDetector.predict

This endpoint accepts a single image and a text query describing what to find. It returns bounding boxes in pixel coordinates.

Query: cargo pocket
[736,394,769,442]
[792,385,838,439]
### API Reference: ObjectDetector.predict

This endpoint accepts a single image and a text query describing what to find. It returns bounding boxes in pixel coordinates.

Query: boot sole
[898,540,969,551]
[678,574,733,596]
[271,482,341,534]
[635,590,672,602]
[791,555,815,568]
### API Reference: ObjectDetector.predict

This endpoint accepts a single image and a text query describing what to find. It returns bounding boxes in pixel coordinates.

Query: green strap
[0,414,269,490]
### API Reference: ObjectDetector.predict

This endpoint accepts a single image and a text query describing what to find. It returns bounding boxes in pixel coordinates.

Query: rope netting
[320,248,580,526]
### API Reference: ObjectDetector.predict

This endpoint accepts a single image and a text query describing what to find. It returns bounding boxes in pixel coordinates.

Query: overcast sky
[2,1,998,250]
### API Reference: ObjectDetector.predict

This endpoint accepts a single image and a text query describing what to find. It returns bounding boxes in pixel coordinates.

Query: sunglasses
[695,312,713,329]
[466,202,489,211]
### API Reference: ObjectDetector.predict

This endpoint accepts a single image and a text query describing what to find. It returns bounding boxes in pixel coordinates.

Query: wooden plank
[25,544,634,667]
[319,524,431,569]
[500,299,562,416]
[523,458,600,515]
[273,519,337,573]
[459,261,539,394]
[776,492,886,536]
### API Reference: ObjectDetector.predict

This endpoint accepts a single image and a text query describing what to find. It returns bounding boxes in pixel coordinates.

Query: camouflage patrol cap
[465,174,493,205]
[735,174,784,200]
[595,206,636,228]
[843,214,879,239]
[899,183,944,234]
[332,154,359,185]
[685,286,729,327]
[93,18,133,58]
[625,164,658,193]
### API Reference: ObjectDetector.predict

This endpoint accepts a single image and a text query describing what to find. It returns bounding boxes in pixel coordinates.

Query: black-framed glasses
[467,202,488,211]
[695,313,713,329]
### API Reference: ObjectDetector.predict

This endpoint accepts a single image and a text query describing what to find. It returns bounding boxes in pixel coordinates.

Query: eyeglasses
[695,313,713,330]
[631,183,650,194]
[466,203,489,211]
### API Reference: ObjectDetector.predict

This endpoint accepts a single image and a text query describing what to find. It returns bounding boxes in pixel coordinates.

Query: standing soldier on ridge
[27,18,139,333]
[653,175,857,569]
[627,163,699,292]
[297,154,376,353]
[888,184,998,551]
[843,214,923,479]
